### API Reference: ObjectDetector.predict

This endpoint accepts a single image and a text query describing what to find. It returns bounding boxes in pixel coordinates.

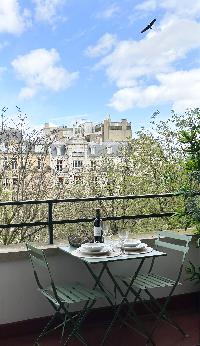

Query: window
[58,177,64,185]
[91,147,95,155]
[91,160,96,169]
[20,158,24,169]
[3,178,9,187]
[3,157,8,169]
[93,176,98,183]
[74,175,82,184]
[13,178,18,186]
[37,157,42,169]
[107,146,112,154]
[12,157,17,170]
[73,160,83,168]
[56,159,63,171]
[110,126,122,130]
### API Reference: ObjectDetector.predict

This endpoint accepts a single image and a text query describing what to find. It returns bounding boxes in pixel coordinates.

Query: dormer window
[107,146,112,154]
[57,147,61,156]
[91,147,95,155]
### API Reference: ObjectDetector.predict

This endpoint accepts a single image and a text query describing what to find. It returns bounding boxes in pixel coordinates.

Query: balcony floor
[1,309,199,346]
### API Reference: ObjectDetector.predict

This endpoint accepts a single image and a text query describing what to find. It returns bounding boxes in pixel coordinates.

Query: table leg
[84,262,114,306]
[100,258,157,346]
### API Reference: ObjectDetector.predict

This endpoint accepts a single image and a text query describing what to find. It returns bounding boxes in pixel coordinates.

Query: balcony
[0,193,199,345]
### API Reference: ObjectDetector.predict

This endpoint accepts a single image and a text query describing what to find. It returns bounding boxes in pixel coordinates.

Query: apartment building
[43,116,132,143]
[0,132,50,190]
[46,116,131,184]
[0,117,131,189]
[94,117,132,142]
[50,137,125,185]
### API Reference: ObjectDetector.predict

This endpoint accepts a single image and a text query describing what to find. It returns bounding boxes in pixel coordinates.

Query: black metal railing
[0,191,199,244]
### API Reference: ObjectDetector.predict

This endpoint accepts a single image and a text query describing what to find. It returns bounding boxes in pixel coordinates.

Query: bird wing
[141,24,150,33]
[141,18,156,33]
[149,18,156,27]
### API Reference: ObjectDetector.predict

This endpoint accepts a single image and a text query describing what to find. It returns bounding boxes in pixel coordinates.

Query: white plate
[72,248,121,259]
[123,243,147,251]
[81,243,105,252]
[125,246,153,255]
[79,246,111,256]
[123,239,141,247]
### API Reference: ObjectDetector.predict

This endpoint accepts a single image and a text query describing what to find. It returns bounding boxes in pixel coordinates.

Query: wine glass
[103,222,112,246]
[118,229,129,253]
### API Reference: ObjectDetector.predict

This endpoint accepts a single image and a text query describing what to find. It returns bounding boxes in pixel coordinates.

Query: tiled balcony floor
[1,310,200,346]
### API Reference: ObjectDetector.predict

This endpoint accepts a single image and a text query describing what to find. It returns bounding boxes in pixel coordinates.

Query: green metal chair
[26,244,108,346]
[116,231,192,345]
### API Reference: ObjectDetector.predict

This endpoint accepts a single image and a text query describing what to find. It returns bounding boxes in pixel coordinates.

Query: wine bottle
[93,209,104,243]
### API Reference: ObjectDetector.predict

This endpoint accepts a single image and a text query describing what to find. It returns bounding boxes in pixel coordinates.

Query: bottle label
[94,226,102,236]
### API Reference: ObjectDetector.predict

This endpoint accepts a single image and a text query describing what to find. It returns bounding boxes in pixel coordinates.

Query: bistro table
[59,243,166,345]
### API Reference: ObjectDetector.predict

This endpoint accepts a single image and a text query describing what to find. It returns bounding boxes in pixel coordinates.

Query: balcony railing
[0,190,199,244]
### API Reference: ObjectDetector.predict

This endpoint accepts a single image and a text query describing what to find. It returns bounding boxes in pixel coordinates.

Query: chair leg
[100,299,124,346]
[34,308,61,345]
[63,317,88,346]
[63,300,95,346]
[117,284,157,344]
[62,310,88,346]
[145,289,188,337]
[144,290,187,344]
[60,309,68,344]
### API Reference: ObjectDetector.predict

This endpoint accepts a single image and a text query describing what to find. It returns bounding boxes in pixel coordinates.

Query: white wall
[0,238,199,325]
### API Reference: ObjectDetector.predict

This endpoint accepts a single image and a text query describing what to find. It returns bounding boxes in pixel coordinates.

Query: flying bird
[141,18,156,33]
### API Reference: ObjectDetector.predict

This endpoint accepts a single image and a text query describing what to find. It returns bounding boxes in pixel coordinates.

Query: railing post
[48,202,53,244]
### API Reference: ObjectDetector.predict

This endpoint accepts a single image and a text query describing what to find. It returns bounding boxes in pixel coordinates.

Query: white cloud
[97,19,200,88]
[135,0,200,19]
[86,33,117,58]
[0,0,30,34]
[87,15,200,112]
[12,48,79,99]
[109,69,200,112]
[161,0,200,19]
[19,87,37,99]
[135,0,157,12]
[33,0,65,23]
[97,4,120,19]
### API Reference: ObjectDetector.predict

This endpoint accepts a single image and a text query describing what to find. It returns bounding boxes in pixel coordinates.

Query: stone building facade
[43,116,132,143]
[50,138,125,185]
[44,116,131,184]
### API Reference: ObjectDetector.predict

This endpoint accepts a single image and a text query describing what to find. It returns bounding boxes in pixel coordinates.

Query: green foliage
[1,106,200,245]
[171,108,200,282]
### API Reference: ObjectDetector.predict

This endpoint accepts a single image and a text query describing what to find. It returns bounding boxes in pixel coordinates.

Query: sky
[1,0,200,131]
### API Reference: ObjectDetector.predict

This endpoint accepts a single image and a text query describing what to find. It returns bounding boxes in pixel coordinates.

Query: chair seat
[118,272,181,290]
[40,282,107,305]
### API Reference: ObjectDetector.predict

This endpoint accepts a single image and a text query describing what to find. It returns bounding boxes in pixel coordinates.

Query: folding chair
[116,231,192,345]
[26,244,108,346]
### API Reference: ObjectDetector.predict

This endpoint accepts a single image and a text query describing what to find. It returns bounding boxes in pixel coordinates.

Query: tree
[0,106,194,245]
[0,107,58,244]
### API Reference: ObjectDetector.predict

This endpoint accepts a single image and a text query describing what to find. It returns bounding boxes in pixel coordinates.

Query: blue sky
[1,0,200,131]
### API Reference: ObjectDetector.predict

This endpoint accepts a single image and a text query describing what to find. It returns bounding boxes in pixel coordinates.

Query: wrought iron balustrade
[0,191,199,244]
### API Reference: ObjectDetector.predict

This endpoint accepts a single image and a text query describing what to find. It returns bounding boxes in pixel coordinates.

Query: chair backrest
[155,231,192,260]
[155,231,192,282]
[26,243,58,300]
